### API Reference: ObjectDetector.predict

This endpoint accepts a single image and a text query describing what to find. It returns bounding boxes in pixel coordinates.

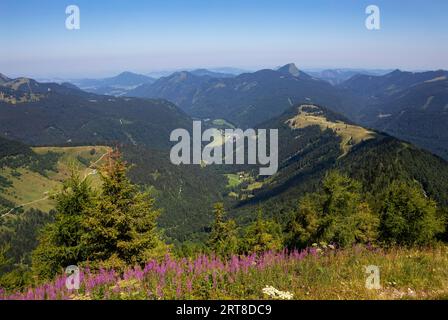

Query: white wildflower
[262,286,294,300]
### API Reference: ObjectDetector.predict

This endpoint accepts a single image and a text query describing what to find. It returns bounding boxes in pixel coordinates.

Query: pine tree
[287,171,379,248]
[286,194,320,248]
[32,170,94,279]
[83,150,167,270]
[318,171,379,246]
[380,181,445,245]
[208,202,238,257]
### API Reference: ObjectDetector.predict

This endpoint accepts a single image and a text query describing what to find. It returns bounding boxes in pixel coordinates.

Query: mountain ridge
[0,76,192,148]
[231,103,448,220]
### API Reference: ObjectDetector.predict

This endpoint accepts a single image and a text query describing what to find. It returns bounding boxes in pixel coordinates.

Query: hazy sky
[1,0,447,78]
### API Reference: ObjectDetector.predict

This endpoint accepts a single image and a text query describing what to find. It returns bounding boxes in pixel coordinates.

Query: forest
[1,149,447,299]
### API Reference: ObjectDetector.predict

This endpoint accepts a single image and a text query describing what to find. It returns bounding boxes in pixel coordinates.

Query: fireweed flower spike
[1,248,334,300]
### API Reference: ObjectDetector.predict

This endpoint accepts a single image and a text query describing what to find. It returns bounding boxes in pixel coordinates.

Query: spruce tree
[380,181,445,245]
[83,150,167,270]
[208,202,238,257]
[287,171,379,248]
[32,170,94,279]
[241,209,283,254]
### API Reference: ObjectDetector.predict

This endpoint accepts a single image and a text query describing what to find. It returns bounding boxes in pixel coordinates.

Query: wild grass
[0,146,111,212]
[286,106,376,156]
[2,245,447,300]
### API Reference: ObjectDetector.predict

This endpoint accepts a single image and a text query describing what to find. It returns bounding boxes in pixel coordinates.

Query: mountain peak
[387,69,403,76]
[114,71,151,80]
[277,63,301,77]
[117,71,137,77]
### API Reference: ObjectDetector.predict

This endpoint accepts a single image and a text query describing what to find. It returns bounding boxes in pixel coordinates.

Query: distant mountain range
[305,68,393,85]
[126,63,351,128]
[189,69,236,78]
[119,64,448,160]
[147,67,245,79]
[5,64,448,162]
[72,72,156,96]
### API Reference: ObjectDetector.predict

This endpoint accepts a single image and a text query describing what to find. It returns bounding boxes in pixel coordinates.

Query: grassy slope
[286,104,376,156]
[0,146,111,212]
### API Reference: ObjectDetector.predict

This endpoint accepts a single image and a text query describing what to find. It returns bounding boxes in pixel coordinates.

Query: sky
[0,0,447,78]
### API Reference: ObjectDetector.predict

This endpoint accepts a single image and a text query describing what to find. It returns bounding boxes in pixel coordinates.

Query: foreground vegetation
[1,149,447,299]
[2,245,448,300]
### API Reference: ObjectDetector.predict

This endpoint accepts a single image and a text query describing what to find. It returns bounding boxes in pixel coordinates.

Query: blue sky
[0,0,447,78]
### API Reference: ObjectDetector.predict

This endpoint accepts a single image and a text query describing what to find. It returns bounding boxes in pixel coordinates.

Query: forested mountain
[127,63,350,127]
[338,69,448,159]
[122,146,227,242]
[126,66,448,161]
[127,71,213,113]
[0,76,89,104]
[2,69,448,242]
[0,135,31,159]
[231,104,448,221]
[339,69,448,98]
[0,76,191,148]
[0,135,226,243]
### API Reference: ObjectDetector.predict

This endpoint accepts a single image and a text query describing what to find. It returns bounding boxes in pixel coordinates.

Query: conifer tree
[380,181,445,245]
[83,150,167,270]
[208,202,238,257]
[32,170,94,279]
[287,171,379,248]
[241,209,283,254]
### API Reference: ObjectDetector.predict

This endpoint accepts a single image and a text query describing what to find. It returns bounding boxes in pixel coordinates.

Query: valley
[2,0,448,304]
[1,65,448,300]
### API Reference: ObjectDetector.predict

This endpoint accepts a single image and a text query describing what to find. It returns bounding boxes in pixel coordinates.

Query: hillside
[127,71,212,112]
[0,76,191,148]
[338,69,448,159]
[0,138,111,214]
[122,145,227,242]
[230,104,448,220]
[0,136,227,242]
